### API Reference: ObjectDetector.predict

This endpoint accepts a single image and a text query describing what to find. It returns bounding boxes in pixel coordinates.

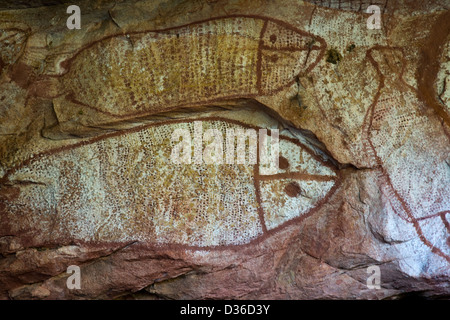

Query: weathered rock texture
[0,0,449,299]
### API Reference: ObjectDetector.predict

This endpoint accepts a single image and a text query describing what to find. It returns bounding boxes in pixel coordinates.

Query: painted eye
[278,156,289,170]
[269,34,277,43]
[284,181,302,198]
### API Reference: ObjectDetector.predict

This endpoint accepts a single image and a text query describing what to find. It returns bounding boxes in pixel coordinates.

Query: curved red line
[33,15,326,118]
[1,116,340,251]
[364,46,450,263]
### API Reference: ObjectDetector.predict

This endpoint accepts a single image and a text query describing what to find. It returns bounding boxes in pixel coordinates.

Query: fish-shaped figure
[0,118,339,249]
[34,15,325,119]
[365,46,450,262]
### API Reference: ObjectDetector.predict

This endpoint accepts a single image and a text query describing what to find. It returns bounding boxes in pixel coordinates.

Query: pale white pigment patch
[5,121,264,246]
[260,179,335,230]
[4,118,338,247]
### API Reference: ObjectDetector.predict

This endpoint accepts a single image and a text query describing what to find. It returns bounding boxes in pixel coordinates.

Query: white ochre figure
[0,118,339,249]
[366,46,450,262]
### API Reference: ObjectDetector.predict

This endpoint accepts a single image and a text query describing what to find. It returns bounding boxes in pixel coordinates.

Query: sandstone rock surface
[0,0,449,299]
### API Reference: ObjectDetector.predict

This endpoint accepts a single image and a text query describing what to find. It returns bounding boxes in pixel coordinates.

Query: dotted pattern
[368,48,450,220]
[2,118,338,248]
[364,46,450,261]
[370,94,420,161]
[58,16,322,118]
[260,179,335,230]
[304,0,387,12]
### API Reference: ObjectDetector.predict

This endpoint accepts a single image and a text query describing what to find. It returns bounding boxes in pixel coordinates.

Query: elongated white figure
[0,118,339,249]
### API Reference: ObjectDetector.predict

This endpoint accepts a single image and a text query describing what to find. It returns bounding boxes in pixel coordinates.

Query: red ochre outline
[363,45,450,263]
[441,211,450,233]
[0,116,341,252]
[38,14,326,119]
[416,210,450,234]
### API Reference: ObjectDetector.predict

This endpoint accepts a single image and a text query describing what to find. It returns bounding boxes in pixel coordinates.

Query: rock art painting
[363,46,450,262]
[32,15,325,119]
[304,0,388,12]
[0,0,449,300]
[0,118,339,248]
